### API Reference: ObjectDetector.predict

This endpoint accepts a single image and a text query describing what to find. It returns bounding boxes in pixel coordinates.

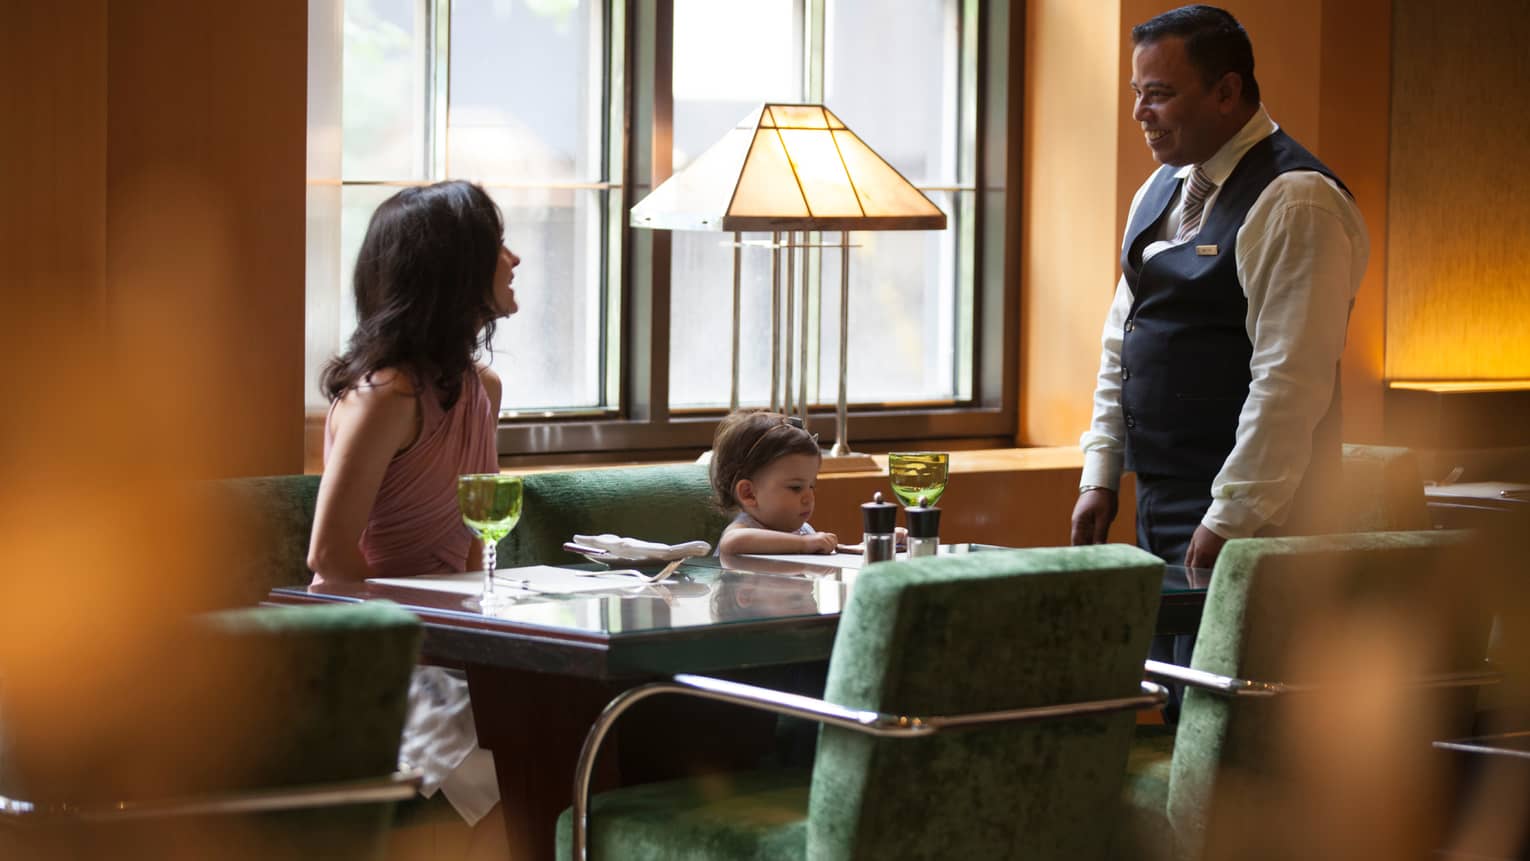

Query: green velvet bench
[0,602,423,861]
[221,463,729,600]
[1113,530,1496,861]
[556,545,1170,860]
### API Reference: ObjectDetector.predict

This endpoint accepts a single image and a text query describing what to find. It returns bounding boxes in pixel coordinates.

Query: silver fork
[595,556,687,584]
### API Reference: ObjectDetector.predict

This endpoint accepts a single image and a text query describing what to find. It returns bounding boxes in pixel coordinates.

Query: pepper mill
[862,491,898,565]
[905,494,941,558]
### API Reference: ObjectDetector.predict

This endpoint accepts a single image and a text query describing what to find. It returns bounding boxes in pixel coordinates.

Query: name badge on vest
[1195,244,1219,256]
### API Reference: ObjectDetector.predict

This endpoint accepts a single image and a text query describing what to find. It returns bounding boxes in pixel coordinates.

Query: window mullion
[619,0,672,424]
[804,0,824,102]
[426,0,450,180]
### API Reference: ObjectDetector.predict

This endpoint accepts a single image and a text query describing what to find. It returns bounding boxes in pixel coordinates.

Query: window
[309,0,620,416]
[308,0,1014,460]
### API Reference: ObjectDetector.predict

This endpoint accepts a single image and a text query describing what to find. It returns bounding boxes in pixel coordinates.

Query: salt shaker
[905,494,941,558]
[862,491,898,565]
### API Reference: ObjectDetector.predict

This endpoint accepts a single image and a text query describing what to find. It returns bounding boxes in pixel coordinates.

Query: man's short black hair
[1132,4,1260,106]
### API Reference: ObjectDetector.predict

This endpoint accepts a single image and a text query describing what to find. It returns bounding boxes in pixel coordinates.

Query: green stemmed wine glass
[887,451,950,508]
[458,473,524,606]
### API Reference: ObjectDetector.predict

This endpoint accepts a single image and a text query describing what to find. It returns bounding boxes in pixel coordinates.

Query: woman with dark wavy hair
[308,180,517,584]
[306,181,519,850]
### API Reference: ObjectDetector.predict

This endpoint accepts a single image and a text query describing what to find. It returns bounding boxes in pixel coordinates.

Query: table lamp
[631,103,947,469]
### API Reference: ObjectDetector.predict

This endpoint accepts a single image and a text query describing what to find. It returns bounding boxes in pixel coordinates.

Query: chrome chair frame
[0,769,421,825]
[1144,659,1502,698]
[1434,731,1530,761]
[570,673,1169,860]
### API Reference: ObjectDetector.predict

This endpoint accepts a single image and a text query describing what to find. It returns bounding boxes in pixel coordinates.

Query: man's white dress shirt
[1079,107,1369,538]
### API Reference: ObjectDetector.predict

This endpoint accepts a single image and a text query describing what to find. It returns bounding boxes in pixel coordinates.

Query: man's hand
[1184,525,1227,571]
[1070,488,1119,545]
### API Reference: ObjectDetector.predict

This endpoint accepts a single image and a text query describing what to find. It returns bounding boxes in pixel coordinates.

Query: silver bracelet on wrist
[1078,485,1114,495]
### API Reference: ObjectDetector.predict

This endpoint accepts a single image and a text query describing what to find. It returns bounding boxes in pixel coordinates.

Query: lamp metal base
[817,451,880,474]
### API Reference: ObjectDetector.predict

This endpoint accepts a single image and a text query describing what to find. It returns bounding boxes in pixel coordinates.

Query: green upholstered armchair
[1340,443,1432,532]
[555,545,1169,860]
[500,463,731,566]
[0,602,423,861]
[1116,530,1497,861]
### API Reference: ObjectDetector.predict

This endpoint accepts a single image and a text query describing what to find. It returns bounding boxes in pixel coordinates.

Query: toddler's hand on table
[802,531,839,554]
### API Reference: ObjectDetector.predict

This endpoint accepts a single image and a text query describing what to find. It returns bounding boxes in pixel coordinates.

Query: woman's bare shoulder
[476,363,503,409]
[332,367,419,439]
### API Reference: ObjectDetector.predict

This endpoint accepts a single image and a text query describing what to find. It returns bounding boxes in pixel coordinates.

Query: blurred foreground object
[0,603,422,860]
[1117,530,1528,861]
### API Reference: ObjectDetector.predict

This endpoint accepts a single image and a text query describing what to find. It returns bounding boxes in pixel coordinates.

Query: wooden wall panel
[106,1,308,476]
[1,0,108,327]
[1018,0,1122,447]
[0,0,109,489]
[1321,0,1391,441]
[1387,0,1530,380]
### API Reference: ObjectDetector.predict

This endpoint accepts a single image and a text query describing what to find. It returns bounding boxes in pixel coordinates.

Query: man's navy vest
[1118,130,1348,488]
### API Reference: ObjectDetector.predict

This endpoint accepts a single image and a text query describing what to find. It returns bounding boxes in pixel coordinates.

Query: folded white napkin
[571,533,711,561]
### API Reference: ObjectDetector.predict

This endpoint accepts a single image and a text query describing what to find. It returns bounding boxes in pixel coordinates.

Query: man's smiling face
[1130,36,1236,167]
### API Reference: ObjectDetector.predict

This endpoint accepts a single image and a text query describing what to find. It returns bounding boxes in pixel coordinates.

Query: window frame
[493,0,1019,463]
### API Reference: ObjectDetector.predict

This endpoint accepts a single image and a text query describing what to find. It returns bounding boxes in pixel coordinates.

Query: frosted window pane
[669,232,787,408]
[670,0,967,409]
[483,188,605,411]
[343,0,428,180]
[819,193,962,402]
[672,0,800,172]
[448,0,604,183]
[825,0,957,186]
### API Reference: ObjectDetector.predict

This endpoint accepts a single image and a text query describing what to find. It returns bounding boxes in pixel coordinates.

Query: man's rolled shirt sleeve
[1203,173,1368,538]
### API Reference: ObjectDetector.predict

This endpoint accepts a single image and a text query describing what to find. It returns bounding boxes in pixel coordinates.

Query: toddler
[710,411,839,555]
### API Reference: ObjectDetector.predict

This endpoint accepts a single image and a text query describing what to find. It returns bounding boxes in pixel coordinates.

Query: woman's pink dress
[324,370,497,577]
[323,369,502,825]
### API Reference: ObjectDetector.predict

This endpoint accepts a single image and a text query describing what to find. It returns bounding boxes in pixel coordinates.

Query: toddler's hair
[709,411,821,510]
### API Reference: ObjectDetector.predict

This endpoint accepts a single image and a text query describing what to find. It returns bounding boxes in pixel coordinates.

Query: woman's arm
[307,372,420,585]
[718,526,840,556]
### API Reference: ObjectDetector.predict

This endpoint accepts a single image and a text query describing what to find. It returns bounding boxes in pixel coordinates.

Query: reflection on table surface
[289,561,848,638]
[281,547,1212,638]
[1163,564,1214,593]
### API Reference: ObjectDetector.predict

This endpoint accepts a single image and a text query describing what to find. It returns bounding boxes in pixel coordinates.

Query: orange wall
[4,2,308,478]
[1021,0,1391,446]
[1019,0,1124,448]
[811,449,1137,547]
[1386,0,1530,381]
[2,1,108,332]
[107,1,308,477]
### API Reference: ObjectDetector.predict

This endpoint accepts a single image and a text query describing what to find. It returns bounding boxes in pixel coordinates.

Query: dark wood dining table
[267,546,1209,858]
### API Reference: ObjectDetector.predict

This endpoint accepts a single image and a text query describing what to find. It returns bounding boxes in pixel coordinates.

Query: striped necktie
[1174,167,1216,242]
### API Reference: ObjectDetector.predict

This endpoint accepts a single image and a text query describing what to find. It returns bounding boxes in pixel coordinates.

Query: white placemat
[369,565,651,596]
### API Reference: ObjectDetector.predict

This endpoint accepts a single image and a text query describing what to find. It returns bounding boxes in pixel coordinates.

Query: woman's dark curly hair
[320,180,505,409]
[709,411,821,511]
